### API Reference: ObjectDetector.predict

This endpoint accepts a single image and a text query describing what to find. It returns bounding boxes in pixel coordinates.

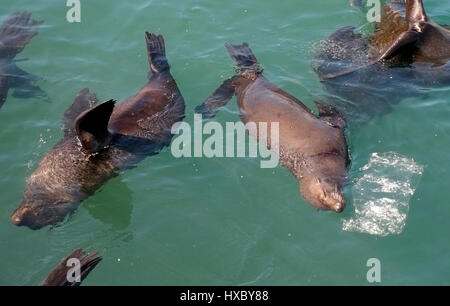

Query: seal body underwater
[0,12,46,110]
[313,0,450,119]
[11,33,185,229]
[196,43,349,212]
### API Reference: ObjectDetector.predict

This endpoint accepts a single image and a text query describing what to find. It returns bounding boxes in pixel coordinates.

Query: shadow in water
[84,177,133,231]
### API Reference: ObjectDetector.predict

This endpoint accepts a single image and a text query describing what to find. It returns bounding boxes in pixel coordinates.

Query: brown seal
[196,43,349,212]
[313,0,450,120]
[11,33,185,229]
[318,0,450,79]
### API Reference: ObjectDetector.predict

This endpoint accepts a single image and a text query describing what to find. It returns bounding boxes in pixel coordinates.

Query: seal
[313,0,450,119]
[195,43,349,212]
[11,33,185,229]
[40,249,102,286]
[316,0,450,79]
[0,12,46,110]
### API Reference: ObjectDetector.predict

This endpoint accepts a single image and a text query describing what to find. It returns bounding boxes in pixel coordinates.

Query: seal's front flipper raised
[371,30,419,63]
[75,99,116,154]
[321,30,418,79]
[63,88,99,136]
[145,32,169,77]
[40,249,102,286]
[225,42,263,78]
[195,43,264,118]
[195,77,236,118]
[405,0,427,22]
[0,12,43,59]
[321,1,429,79]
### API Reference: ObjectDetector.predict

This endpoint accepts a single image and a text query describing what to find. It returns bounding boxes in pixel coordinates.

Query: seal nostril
[334,203,344,213]
[11,215,23,226]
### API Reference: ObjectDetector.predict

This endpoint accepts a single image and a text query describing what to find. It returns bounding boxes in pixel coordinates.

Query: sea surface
[0,0,449,285]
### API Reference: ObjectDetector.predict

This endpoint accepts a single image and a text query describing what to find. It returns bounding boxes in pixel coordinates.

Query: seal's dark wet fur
[314,0,450,120]
[11,33,185,230]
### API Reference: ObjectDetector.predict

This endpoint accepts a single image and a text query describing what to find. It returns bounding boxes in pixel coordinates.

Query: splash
[342,152,424,236]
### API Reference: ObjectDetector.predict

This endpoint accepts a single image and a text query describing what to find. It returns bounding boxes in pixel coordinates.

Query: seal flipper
[225,43,263,79]
[226,43,259,69]
[75,99,115,154]
[6,61,41,82]
[372,0,429,62]
[40,249,102,286]
[405,0,427,23]
[3,60,47,101]
[63,88,99,136]
[194,77,236,118]
[195,42,263,118]
[321,1,426,79]
[145,32,169,77]
[315,101,346,129]
[0,12,43,59]
[372,29,419,62]
[321,30,418,79]
[12,82,46,99]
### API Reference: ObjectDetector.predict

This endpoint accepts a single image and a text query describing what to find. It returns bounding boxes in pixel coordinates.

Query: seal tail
[40,249,102,286]
[0,12,43,59]
[145,32,170,77]
[225,43,263,75]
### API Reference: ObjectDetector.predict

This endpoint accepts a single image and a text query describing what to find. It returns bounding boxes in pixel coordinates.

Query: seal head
[300,176,346,213]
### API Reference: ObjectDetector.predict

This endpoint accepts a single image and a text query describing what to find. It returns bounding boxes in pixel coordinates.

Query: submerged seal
[317,0,450,79]
[0,12,46,110]
[313,0,450,119]
[196,43,349,212]
[11,33,185,229]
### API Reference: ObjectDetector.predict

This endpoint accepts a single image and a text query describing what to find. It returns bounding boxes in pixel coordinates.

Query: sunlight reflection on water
[342,152,424,236]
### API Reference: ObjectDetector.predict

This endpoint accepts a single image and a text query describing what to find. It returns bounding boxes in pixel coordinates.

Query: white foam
[342,152,424,236]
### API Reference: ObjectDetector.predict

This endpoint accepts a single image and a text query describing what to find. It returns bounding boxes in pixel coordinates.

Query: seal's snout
[332,200,345,213]
[301,177,347,213]
[315,179,346,213]
[319,192,346,213]
[11,211,24,226]
[11,205,34,227]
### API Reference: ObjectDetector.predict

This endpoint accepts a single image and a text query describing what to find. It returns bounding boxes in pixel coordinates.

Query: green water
[1,0,449,285]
